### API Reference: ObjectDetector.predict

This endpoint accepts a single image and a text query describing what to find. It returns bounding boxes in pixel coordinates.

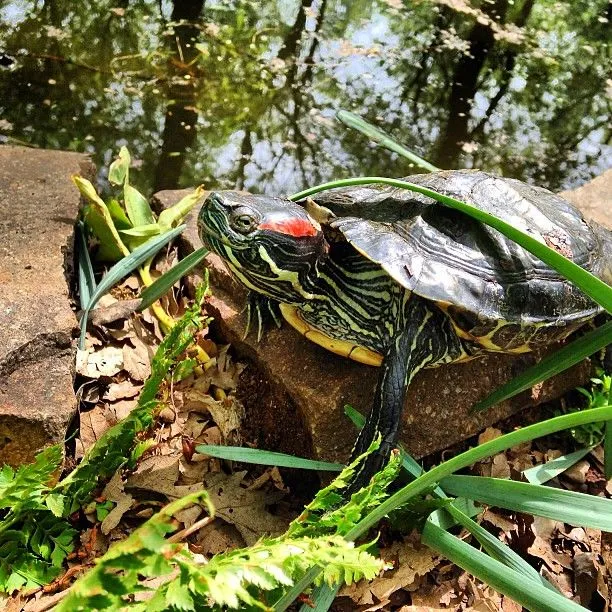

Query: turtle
[197,170,612,491]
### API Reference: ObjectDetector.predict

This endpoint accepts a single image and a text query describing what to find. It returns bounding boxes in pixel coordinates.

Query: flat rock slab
[154,180,605,464]
[0,145,92,466]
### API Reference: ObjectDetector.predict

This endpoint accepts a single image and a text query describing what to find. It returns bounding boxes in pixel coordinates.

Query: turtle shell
[308,170,610,333]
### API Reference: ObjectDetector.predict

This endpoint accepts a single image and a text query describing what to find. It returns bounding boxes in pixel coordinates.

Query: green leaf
[422,521,585,612]
[124,184,155,227]
[195,445,344,471]
[107,198,132,230]
[165,578,195,610]
[74,175,129,262]
[138,247,209,311]
[300,583,341,612]
[108,146,131,186]
[289,177,612,313]
[63,292,207,511]
[78,224,185,348]
[76,222,96,311]
[473,323,612,411]
[432,505,557,592]
[157,186,206,231]
[440,475,612,531]
[119,223,162,237]
[346,405,612,542]
[337,110,440,172]
[522,446,595,485]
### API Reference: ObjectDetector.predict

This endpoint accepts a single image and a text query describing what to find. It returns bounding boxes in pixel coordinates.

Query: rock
[561,169,612,230]
[0,145,93,466]
[153,180,603,464]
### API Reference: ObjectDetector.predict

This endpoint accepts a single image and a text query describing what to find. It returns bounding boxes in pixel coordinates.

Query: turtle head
[198,191,326,302]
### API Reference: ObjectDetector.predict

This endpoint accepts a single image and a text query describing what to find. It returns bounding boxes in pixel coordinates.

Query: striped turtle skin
[197,171,611,493]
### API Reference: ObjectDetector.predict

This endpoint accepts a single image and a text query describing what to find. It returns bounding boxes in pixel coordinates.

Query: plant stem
[138,258,174,333]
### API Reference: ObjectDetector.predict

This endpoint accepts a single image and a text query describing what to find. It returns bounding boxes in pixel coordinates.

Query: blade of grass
[337,110,440,172]
[434,505,558,592]
[421,521,586,612]
[76,222,96,311]
[522,447,595,485]
[78,225,185,348]
[473,322,612,411]
[300,583,341,612]
[195,445,345,471]
[440,474,612,530]
[289,177,612,312]
[139,247,209,311]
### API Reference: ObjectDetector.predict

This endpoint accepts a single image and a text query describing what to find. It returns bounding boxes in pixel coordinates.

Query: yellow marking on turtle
[436,302,534,354]
[279,303,383,366]
[258,246,318,300]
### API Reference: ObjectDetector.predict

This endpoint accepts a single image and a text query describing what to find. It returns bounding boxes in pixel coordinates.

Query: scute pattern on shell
[309,170,609,328]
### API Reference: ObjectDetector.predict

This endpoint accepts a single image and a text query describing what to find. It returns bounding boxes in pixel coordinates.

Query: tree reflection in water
[0,0,609,195]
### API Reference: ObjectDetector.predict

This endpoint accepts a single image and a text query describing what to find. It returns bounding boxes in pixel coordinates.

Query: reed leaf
[195,445,345,471]
[139,247,209,311]
[440,475,612,531]
[337,110,439,172]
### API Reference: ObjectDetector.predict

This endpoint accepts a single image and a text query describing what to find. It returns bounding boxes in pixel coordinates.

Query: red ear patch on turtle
[259,218,319,237]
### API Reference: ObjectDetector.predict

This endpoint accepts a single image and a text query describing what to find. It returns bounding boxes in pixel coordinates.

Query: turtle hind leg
[243,292,282,341]
[346,294,464,496]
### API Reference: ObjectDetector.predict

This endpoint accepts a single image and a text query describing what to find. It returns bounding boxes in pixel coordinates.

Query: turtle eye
[230,206,258,235]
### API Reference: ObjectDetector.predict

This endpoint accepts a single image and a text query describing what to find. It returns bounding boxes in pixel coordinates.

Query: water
[0,0,610,197]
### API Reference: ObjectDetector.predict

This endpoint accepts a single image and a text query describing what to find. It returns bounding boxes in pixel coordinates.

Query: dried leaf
[100,472,134,534]
[203,471,287,545]
[341,540,439,608]
[104,380,142,401]
[122,336,152,381]
[76,346,124,378]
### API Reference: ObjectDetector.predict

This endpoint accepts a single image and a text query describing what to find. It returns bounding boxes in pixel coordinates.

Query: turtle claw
[243,293,282,342]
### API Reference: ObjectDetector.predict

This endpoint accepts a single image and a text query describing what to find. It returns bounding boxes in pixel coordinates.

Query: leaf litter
[12,244,612,610]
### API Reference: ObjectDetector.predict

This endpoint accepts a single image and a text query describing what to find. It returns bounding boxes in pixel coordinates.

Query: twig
[167,514,214,543]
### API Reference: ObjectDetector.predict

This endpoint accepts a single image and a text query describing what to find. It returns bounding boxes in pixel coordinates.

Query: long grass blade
[473,323,612,411]
[421,521,586,612]
[76,222,96,311]
[289,177,612,312]
[300,583,341,612]
[78,225,185,348]
[195,445,345,471]
[139,247,209,311]
[438,505,558,591]
[440,475,612,530]
[522,447,595,485]
[337,110,440,172]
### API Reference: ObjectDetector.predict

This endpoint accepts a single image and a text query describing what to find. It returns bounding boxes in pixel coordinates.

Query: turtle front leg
[346,293,464,494]
[244,292,282,342]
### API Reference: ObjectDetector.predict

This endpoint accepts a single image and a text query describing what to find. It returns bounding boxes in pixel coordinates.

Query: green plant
[74,147,208,345]
[555,370,611,447]
[0,446,76,592]
[56,442,397,611]
[0,286,208,593]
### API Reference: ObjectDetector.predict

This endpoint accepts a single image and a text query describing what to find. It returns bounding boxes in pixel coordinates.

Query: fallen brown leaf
[100,471,134,535]
[203,471,287,545]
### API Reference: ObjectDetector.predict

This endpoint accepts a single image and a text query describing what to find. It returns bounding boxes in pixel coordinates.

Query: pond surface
[0,0,610,196]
